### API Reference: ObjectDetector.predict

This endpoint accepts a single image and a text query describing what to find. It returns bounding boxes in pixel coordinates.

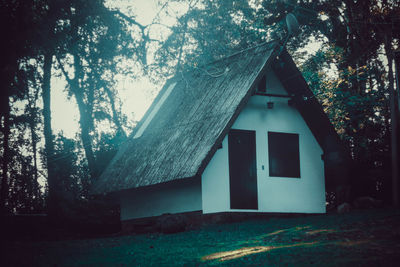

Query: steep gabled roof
[92,41,347,195]
[92,41,279,194]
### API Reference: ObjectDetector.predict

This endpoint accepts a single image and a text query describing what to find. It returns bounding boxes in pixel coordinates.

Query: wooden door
[228,129,258,209]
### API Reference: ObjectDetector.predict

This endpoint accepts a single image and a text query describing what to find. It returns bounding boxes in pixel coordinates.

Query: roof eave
[272,49,351,160]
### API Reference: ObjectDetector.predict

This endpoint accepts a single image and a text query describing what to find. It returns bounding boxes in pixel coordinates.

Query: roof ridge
[205,40,278,66]
[176,40,279,78]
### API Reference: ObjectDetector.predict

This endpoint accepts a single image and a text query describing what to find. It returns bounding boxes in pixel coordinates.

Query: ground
[4,208,400,266]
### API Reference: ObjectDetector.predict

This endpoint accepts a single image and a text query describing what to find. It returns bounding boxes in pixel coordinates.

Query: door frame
[228,129,258,210]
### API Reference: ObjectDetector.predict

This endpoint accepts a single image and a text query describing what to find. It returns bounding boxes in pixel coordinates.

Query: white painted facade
[202,68,326,214]
[119,68,326,221]
[119,177,201,220]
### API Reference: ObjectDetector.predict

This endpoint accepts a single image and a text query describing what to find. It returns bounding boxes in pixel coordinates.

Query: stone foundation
[121,211,306,234]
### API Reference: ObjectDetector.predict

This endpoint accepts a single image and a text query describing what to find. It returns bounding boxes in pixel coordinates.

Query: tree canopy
[0,0,399,217]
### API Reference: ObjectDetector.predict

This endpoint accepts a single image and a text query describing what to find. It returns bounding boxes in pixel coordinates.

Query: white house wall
[264,67,288,95]
[202,68,326,214]
[119,177,202,220]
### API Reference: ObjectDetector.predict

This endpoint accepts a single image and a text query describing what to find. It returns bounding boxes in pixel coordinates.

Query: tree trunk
[0,95,11,214]
[29,112,40,205]
[42,51,58,217]
[104,86,127,139]
[27,80,41,206]
[75,92,98,181]
[72,54,98,182]
[385,35,399,208]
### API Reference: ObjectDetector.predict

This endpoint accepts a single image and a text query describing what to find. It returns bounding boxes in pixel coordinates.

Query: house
[92,41,348,224]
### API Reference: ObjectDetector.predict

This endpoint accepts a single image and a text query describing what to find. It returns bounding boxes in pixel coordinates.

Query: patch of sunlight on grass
[306,229,336,235]
[295,226,311,231]
[266,229,287,236]
[202,242,318,262]
[262,225,311,238]
[335,240,370,247]
[239,225,314,246]
[202,246,273,261]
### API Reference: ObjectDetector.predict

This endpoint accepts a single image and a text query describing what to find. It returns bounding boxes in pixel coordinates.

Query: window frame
[267,131,301,178]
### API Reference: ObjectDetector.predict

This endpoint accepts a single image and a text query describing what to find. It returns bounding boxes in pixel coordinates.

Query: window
[268,132,300,178]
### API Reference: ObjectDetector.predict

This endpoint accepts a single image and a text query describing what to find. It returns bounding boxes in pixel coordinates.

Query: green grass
[5,208,400,266]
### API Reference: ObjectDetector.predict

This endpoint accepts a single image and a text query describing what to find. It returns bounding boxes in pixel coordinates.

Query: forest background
[0,0,399,220]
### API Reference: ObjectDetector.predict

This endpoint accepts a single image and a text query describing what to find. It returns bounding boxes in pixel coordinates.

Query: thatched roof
[92,41,345,195]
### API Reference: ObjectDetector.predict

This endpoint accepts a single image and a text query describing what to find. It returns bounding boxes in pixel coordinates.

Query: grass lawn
[4,208,400,266]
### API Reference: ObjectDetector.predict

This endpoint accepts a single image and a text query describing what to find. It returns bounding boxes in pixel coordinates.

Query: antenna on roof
[277,13,300,58]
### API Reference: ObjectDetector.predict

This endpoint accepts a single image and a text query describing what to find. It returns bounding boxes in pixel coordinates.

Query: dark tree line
[1,0,399,217]
[0,0,139,217]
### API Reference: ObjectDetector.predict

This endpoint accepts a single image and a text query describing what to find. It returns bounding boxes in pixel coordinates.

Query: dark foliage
[1,0,399,220]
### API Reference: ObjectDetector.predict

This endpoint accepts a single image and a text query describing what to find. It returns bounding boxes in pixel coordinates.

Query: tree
[154,0,266,76]
[0,0,136,216]
[54,0,133,184]
[260,0,400,202]
[0,0,43,213]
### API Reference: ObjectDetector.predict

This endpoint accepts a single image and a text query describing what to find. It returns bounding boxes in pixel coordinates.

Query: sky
[51,0,185,138]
